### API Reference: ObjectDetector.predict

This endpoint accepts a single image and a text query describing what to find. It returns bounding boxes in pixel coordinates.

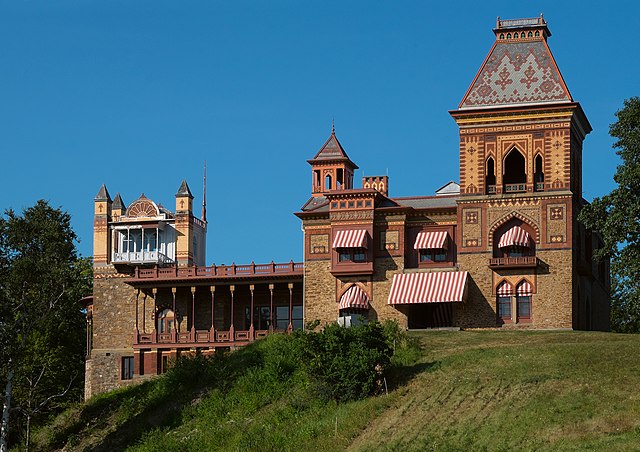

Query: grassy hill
[31,330,640,451]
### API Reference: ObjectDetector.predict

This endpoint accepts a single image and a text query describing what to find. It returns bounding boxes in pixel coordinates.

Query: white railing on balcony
[113,251,174,265]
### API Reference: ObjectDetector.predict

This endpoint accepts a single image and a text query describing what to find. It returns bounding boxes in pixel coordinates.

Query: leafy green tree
[0,201,91,451]
[579,97,640,332]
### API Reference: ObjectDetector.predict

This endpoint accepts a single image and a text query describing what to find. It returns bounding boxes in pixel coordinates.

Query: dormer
[308,125,358,197]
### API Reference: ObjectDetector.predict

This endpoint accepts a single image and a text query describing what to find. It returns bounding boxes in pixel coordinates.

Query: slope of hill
[31,330,640,451]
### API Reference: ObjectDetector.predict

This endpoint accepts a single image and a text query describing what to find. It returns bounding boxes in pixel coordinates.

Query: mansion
[84,16,610,398]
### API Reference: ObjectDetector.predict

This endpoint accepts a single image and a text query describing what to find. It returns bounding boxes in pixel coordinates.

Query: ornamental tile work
[461,41,571,108]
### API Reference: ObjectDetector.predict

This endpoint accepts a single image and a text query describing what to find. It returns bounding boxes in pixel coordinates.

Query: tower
[307,126,358,196]
[93,184,112,266]
[175,180,195,267]
[450,16,600,329]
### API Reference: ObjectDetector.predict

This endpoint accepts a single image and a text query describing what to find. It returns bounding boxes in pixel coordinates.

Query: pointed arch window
[486,156,496,194]
[534,154,544,191]
[503,148,527,193]
[325,174,333,191]
[516,280,533,321]
[157,308,175,334]
[496,281,512,321]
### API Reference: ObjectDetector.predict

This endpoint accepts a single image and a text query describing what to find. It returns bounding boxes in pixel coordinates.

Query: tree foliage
[579,97,640,332]
[0,201,91,450]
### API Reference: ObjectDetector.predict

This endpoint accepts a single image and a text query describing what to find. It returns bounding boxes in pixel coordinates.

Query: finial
[331,118,335,135]
[202,160,207,222]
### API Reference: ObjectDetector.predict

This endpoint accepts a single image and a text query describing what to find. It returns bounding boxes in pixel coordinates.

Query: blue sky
[1,1,638,264]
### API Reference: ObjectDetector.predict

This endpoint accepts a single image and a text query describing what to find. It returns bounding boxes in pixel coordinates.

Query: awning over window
[517,281,533,296]
[387,271,469,304]
[497,225,531,248]
[496,281,513,296]
[332,229,368,249]
[339,285,369,309]
[414,230,449,250]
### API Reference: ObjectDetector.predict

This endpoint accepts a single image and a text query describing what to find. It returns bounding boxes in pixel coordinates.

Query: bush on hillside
[297,321,394,402]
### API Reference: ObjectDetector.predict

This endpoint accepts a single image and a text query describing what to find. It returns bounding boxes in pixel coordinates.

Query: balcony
[489,256,539,269]
[130,260,304,282]
[113,251,174,265]
[504,183,527,193]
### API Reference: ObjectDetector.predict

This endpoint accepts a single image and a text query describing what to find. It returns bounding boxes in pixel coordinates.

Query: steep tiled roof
[392,196,458,209]
[308,131,358,168]
[95,184,111,202]
[460,37,571,109]
[176,180,193,198]
[112,193,126,211]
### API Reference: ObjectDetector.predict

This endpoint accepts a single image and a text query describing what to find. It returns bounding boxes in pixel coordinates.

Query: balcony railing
[534,182,545,191]
[489,256,539,269]
[113,251,174,265]
[135,328,280,347]
[130,260,304,281]
[504,183,527,193]
[487,185,496,194]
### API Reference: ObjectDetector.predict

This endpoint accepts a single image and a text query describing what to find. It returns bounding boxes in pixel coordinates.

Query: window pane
[518,296,531,317]
[353,249,366,262]
[435,251,447,262]
[498,296,511,318]
[339,251,350,262]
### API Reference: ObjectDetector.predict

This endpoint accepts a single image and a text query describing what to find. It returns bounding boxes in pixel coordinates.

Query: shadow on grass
[387,361,439,391]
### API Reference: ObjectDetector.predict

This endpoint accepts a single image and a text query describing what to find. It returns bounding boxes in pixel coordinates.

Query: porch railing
[132,260,304,281]
[114,251,174,265]
[135,327,284,346]
[489,256,539,268]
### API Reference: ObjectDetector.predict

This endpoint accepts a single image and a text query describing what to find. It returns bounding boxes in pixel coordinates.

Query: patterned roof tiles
[460,40,572,109]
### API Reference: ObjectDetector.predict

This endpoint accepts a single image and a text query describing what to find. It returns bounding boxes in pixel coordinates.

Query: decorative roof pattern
[309,131,358,168]
[126,194,160,218]
[460,40,571,108]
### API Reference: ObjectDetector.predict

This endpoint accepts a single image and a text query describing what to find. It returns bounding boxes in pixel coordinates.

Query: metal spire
[202,160,207,222]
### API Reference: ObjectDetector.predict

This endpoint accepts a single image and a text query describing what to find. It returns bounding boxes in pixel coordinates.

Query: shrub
[297,321,394,402]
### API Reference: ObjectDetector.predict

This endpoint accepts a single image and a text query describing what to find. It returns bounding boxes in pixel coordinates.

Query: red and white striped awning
[414,231,449,250]
[517,280,533,296]
[387,271,469,304]
[332,229,368,249]
[339,285,369,309]
[496,281,513,296]
[497,225,531,248]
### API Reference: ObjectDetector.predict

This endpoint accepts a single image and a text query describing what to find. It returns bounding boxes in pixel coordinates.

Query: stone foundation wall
[457,252,501,328]
[303,259,336,326]
[371,256,407,328]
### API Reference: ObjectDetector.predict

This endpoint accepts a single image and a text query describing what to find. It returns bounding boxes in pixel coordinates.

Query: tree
[579,97,640,332]
[0,201,91,451]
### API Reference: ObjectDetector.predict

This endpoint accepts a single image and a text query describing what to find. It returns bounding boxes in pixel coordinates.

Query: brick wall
[372,256,407,328]
[304,259,337,326]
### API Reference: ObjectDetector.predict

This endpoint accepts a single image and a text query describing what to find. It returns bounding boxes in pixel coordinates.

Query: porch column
[209,286,216,341]
[249,284,255,340]
[229,285,235,341]
[142,292,147,333]
[171,287,177,342]
[288,283,293,333]
[269,283,274,332]
[134,289,140,344]
[152,288,158,343]
[190,286,196,341]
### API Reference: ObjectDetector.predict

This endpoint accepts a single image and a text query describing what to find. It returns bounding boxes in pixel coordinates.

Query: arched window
[495,221,535,259]
[157,308,175,334]
[499,33,504,39]
[486,157,496,194]
[496,281,512,322]
[535,30,540,37]
[534,154,544,191]
[325,174,332,191]
[506,33,511,39]
[528,31,533,37]
[520,32,525,38]
[516,281,532,321]
[503,148,526,192]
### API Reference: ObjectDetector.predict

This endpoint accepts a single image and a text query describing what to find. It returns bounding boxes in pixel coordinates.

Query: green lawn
[30,330,640,451]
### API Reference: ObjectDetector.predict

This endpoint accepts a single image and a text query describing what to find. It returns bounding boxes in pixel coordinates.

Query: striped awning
[332,229,368,249]
[517,281,533,296]
[414,231,449,250]
[339,285,369,309]
[497,225,531,248]
[387,271,469,304]
[496,281,513,296]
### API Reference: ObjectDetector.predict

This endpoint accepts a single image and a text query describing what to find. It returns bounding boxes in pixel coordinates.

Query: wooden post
[269,283,274,332]
[229,285,235,341]
[152,288,158,343]
[142,292,147,333]
[210,286,216,342]
[288,283,294,333]
[249,284,255,340]
[171,287,177,342]
[190,286,196,341]
[134,289,140,336]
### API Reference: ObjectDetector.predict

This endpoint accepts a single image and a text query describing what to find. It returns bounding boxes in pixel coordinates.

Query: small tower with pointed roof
[93,184,112,266]
[308,124,358,197]
[175,180,196,267]
[111,193,126,221]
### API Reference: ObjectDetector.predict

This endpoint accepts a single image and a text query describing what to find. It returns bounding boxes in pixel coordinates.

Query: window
[339,308,368,327]
[275,305,303,330]
[161,355,169,374]
[503,148,526,192]
[486,157,496,193]
[244,306,271,330]
[419,249,447,263]
[503,246,530,258]
[122,356,134,380]
[157,308,175,333]
[337,248,367,263]
[498,296,511,319]
[517,295,531,319]
[534,154,544,191]
[325,174,332,190]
